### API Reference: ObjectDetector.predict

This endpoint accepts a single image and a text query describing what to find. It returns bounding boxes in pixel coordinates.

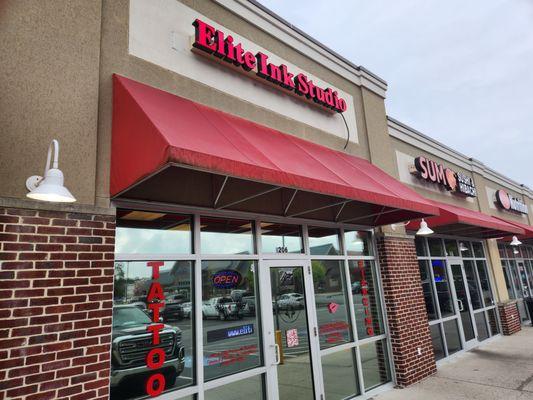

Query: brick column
[0,206,115,400]
[377,235,436,387]
[498,301,521,335]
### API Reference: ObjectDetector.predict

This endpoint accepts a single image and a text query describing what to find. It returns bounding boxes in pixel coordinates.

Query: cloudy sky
[258,0,533,188]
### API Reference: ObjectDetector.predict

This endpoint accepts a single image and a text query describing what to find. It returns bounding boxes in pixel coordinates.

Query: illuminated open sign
[212,270,242,289]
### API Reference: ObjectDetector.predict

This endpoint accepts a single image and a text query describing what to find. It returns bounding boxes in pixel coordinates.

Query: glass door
[260,260,322,400]
[449,261,477,348]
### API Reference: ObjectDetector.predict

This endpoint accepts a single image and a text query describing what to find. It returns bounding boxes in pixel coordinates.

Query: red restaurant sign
[192,19,348,113]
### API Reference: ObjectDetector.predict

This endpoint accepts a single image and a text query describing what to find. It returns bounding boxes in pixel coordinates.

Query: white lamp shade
[459,242,469,252]
[416,219,434,236]
[510,236,522,246]
[26,168,76,203]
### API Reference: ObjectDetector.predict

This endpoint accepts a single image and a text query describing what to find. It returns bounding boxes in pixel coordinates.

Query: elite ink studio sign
[411,156,477,197]
[495,189,528,214]
[192,19,348,113]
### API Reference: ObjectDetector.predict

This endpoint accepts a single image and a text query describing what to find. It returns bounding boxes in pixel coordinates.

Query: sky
[258,0,533,188]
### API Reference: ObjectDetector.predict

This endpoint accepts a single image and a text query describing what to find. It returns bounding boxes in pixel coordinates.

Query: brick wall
[498,301,521,336]
[377,235,436,387]
[0,206,115,400]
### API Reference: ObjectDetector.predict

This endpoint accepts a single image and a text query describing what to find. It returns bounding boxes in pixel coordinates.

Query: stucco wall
[0,0,102,205]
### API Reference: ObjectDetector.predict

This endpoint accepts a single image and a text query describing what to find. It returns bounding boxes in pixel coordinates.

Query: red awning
[493,217,533,242]
[407,200,526,238]
[111,75,438,226]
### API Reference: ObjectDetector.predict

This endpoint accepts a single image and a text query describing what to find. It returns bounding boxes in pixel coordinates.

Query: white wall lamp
[510,236,522,246]
[416,219,434,236]
[459,242,469,252]
[390,219,434,236]
[26,139,76,203]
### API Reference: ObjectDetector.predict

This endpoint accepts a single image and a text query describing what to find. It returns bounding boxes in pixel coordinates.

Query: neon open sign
[212,270,242,289]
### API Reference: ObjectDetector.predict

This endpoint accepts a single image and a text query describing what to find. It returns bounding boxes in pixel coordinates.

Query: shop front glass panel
[527,261,533,292]
[428,238,445,257]
[459,241,473,258]
[443,319,462,355]
[415,236,428,257]
[503,264,516,299]
[270,266,315,400]
[359,340,391,391]
[487,308,500,336]
[204,375,265,400]
[429,324,445,361]
[517,262,532,297]
[321,349,360,399]
[115,210,192,254]
[474,312,489,341]
[312,260,352,348]
[419,260,438,320]
[431,260,454,317]
[261,222,303,254]
[200,217,254,255]
[201,260,261,381]
[445,239,459,257]
[463,260,483,310]
[111,261,194,399]
[476,260,494,306]
[472,242,485,258]
[344,230,373,256]
[308,226,341,256]
[509,261,523,299]
[450,264,475,342]
[348,260,384,339]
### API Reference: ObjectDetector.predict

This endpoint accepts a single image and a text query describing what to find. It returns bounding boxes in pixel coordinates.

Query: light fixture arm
[44,139,60,176]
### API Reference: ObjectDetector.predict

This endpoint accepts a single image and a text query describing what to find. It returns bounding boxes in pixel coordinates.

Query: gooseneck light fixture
[459,242,469,252]
[416,219,434,236]
[26,139,76,203]
[510,236,522,246]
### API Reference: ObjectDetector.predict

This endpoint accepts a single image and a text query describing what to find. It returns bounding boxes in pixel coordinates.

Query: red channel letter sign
[192,19,348,114]
[145,261,166,397]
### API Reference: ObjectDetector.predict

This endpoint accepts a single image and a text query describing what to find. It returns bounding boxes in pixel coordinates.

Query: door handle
[272,343,281,365]
[457,299,464,312]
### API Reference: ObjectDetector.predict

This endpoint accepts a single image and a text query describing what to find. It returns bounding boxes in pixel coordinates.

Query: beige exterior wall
[94,0,383,207]
[0,0,103,206]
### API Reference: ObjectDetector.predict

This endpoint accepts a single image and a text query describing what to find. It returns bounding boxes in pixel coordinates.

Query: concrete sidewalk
[374,326,533,400]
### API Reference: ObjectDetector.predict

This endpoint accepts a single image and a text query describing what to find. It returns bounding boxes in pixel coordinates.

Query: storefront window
[459,241,473,258]
[415,236,428,257]
[344,230,373,256]
[444,239,459,257]
[360,340,391,391]
[487,308,500,336]
[503,264,516,299]
[312,260,352,348]
[204,375,265,400]
[429,324,445,361]
[261,222,303,254]
[463,260,482,310]
[472,242,485,258]
[116,210,192,254]
[431,260,454,317]
[201,260,261,381]
[428,238,444,257]
[321,349,359,399]
[443,319,462,355]
[111,261,194,399]
[348,260,384,340]
[476,260,494,306]
[419,260,438,320]
[308,226,341,255]
[200,217,254,254]
[474,312,489,341]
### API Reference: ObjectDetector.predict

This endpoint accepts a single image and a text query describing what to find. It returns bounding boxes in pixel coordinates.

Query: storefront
[1,1,532,400]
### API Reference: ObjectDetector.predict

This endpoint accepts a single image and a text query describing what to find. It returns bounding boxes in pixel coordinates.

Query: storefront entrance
[112,208,393,400]
[262,261,320,400]
[416,237,500,362]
